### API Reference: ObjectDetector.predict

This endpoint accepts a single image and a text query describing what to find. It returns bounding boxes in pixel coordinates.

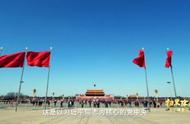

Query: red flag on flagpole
[165,50,173,68]
[27,51,51,67]
[133,49,146,68]
[0,52,25,68]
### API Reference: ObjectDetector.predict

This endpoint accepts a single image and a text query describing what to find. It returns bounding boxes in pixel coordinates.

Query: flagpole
[144,68,150,98]
[143,48,150,110]
[15,47,27,112]
[170,66,177,97]
[0,47,3,55]
[144,67,150,108]
[166,48,177,98]
[44,47,52,110]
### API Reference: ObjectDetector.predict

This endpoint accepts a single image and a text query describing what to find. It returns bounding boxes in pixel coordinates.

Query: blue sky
[0,0,190,97]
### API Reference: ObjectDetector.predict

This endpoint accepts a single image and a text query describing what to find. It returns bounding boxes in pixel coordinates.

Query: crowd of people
[1,96,189,109]
[0,97,166,108]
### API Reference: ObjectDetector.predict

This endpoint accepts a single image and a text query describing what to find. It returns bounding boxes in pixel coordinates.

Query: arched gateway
[76,89,114,101]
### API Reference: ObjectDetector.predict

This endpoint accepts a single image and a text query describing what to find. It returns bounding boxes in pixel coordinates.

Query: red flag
[0,52,25,68]
[133,49,146,68]
[165,50,173,68]
[27,51,51,67]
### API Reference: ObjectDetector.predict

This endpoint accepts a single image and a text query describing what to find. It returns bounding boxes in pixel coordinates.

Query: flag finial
[50,47,53,50]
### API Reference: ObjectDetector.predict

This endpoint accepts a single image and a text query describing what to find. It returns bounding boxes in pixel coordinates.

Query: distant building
[76,89,114,101]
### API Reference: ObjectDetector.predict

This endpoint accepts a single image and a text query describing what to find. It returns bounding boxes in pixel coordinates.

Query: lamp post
[166,81,173,98]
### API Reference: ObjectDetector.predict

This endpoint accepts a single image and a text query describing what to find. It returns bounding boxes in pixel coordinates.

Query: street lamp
[166,81,173,98]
